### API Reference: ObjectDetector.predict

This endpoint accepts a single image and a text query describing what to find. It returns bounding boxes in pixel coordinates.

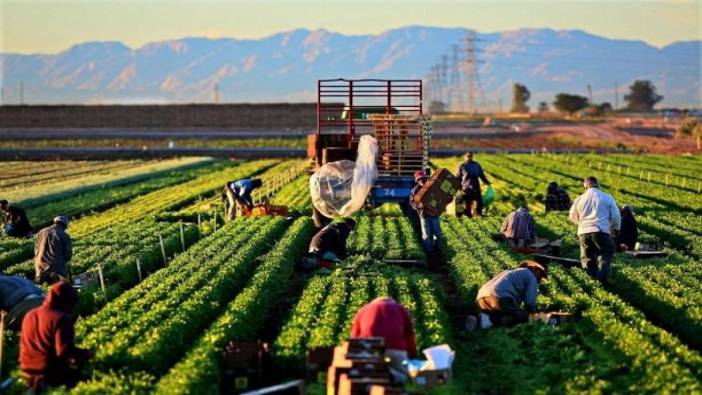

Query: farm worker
[500,205,536,250]
[544,182,571,212]
[457,152,491,217]
[473,261,547,329]
[0,199,33,238]
[34,216,72,285]
[410,170,443,256]
[569,176,621,284]
[614,205,638,251]
[308,217,356,265]
[0,275,45,331]
[20,281,93,392]
[224,178,263,221]
[351,297,417,382]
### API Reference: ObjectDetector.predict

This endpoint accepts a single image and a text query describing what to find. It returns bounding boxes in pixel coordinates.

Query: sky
[0,0,700,54]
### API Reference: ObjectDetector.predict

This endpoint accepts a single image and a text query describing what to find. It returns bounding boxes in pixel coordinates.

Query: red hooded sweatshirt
[19,281,90,376]
[351,297,417,357]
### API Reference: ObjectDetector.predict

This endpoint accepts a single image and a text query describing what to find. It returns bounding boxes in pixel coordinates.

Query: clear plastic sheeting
[310,135,379,218]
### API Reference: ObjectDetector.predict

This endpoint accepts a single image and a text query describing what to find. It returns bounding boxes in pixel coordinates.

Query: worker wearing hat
[409,170,443,261]
[569,176,620,284]
[470,260,548,329]
[34,216,72,284]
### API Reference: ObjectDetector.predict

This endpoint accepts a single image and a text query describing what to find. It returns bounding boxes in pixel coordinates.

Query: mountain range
[1,26,699,108]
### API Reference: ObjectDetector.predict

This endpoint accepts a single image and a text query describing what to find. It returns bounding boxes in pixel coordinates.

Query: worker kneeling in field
[544,182,571,212]
[569,176,620,284]
[224,178,263,221]
[410,170,442,257]
[500,204,535,251]
[351,297,417,382]
[614,205,638,251]
[1,199,33,238]
[34,216,72,285]
[306,217,355,266]
[470,261,547,329]
[20,281,94,392]
[0,275,45,331]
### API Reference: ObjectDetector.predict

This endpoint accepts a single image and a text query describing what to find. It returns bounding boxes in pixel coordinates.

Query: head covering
[547,181,558,193]
[0,199,8,210]
[519,260,548,279]
[53,216,69,227]
[622,205,634,215]
[44,281,78,313]
[251,178,263,188]
[583,176,599,189]
[414,170,428,183]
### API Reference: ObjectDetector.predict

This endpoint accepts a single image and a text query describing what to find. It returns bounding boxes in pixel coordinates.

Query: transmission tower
[464,31,485,114]
[450,44,465,112]
[439,54,449,108]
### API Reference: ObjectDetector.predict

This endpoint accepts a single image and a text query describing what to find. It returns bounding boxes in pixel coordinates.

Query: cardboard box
[410,368,452,388]
[412,168,461,217]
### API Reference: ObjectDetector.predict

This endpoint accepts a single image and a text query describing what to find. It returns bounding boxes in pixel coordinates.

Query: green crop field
[1,154,701,394]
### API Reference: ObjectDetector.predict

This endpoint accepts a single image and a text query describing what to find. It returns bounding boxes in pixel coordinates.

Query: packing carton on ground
[408,344,455,389]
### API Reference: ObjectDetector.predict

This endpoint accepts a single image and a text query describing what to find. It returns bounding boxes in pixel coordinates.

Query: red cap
[414,170,427,182]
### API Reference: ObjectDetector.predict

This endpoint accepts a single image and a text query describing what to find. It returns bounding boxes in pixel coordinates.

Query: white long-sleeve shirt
[569,187,621,235]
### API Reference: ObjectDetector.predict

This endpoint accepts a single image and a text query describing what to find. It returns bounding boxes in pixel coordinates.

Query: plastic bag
[310,135,378,218]
[483,185,496,207]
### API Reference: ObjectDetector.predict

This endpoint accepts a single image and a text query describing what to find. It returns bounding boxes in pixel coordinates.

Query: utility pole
[450,44,464,112]
[587,84,593,103]
[19,82,24,105]
[213,82,220,104]
[614,82,619,110]
[464,30,484,115]
[439,54,449,109]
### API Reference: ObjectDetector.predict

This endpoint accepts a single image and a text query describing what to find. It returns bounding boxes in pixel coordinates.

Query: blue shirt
[229,179,254,196]
[477,268,539,312]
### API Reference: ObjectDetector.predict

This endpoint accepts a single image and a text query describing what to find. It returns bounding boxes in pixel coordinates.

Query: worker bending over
[615,205,638,251]
[351,297,417,382]
[569,176,621,284]
[473,261,547,328]
[0,275,44,331]
[34,216,72,284]
[1,199,33,238]
[308,218,355,264]
[457,152,491,217]
[544,182,571,212]
[20,281,93,392]
[224,178,263,221]
[410,170,442,257]
[500,205,535,250]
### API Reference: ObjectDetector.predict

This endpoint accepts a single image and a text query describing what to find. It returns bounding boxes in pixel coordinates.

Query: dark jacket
[0,276,44,330]
[34,224,73,279]
[309,223,351,258]
[615,212,638,250]
[20,282,90,380]
[457,161,490,192]
[4,205,32,237]
[545,184,571,211]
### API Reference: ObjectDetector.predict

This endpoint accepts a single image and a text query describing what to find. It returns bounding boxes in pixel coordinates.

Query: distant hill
[1,26,699,107]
